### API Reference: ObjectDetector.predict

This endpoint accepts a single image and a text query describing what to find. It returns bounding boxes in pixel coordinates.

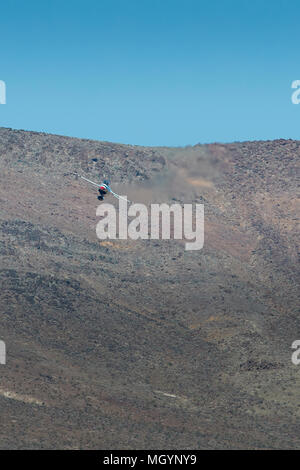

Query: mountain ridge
[0,127,299,449]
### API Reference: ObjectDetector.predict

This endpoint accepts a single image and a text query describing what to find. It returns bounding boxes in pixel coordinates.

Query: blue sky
[0,0,300,146]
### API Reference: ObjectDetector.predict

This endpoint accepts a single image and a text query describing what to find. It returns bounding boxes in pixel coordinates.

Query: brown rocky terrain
[0,127,299,449]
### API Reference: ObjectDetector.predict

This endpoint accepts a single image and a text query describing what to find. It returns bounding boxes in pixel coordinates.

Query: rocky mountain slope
[0,127,299,449]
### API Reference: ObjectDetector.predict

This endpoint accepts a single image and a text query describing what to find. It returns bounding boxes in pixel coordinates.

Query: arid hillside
[0,127,299,449]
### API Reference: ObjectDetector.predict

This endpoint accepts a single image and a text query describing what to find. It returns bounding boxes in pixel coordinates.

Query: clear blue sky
[1,0,300,146]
